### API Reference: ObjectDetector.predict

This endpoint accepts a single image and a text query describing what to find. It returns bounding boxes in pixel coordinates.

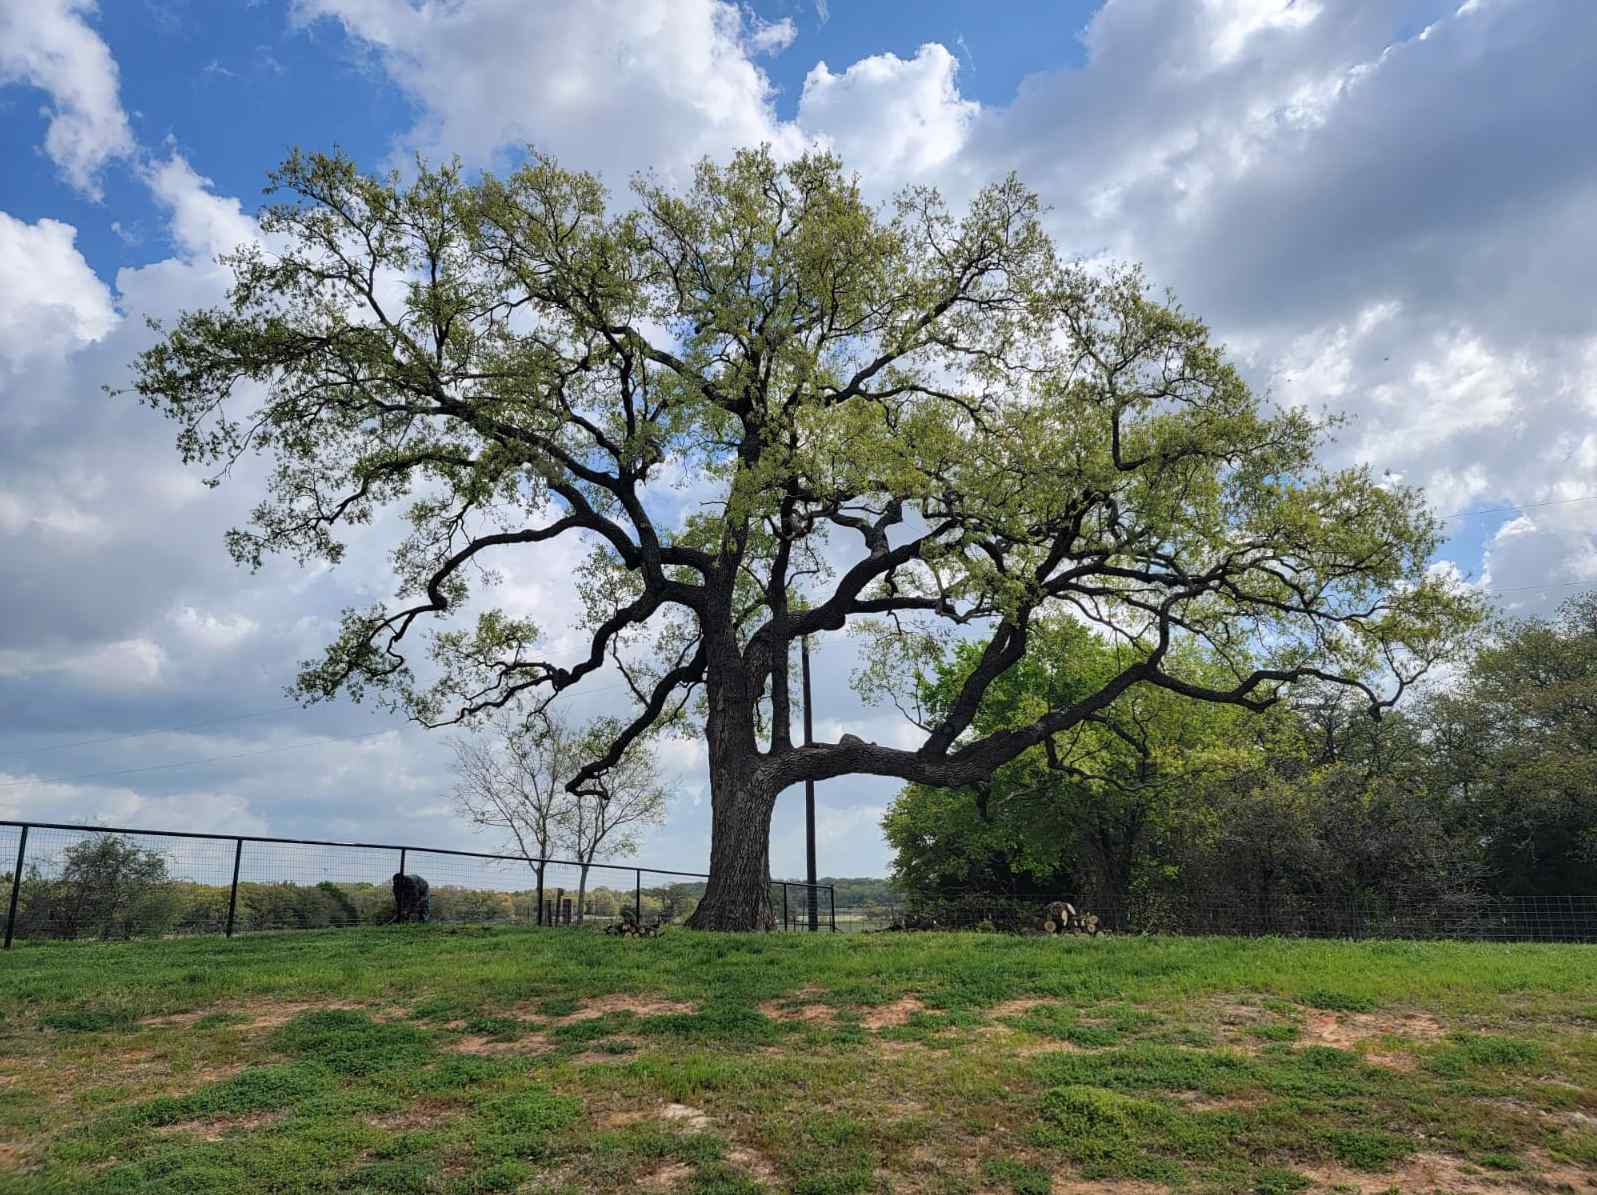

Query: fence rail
[0,819,835,947]
[844,890,1597,943]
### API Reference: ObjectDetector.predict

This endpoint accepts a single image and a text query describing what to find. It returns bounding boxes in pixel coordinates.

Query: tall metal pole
[802,636,818,931]
[4,825,28,950]
[635,869,642,926]
[225,837,243,938]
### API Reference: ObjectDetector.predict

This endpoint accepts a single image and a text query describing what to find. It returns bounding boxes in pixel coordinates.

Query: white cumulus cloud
[0,0,135,198]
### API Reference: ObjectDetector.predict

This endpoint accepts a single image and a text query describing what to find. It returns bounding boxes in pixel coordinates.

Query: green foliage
[16,836,179,941]
[479,1086,582,1135]
[884,622,1256,898]
[1426,592,1597,894]
[125,142,1477,930]
[40,1007,136,1032]
[1322,1128,1411,1170]
[1300,990,1376,1013]
[134,1062,336,1125]
[269,1010,438,1076]
[1425,1033,1543,1076]
[981,1157,1052,1195]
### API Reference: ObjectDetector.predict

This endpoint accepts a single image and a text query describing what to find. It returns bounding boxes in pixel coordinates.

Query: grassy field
[0,927,1594,1195]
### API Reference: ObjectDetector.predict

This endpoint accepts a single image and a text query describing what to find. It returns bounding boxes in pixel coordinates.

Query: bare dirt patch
[1361,1048,1418,1071]
[1216,1000,1273,1025]
[638,1161,694,1190]
[0,1143,25,1172]
[1299,1149,1596,1194]
[758,997,837,1025]
[449,1032,551,1056]
[862,996,927,1030]
[1300,1009,1444,1051]
[727,1146,779,1183]
[155,1111,281,1141]
[1052,1177,1170,1194]
[660,1103,712,1131]
[1166,1091,1259,1112]
[568,1037,643,1065]
[365,1101,457,1131]
[137,1010,214,1029]
[1017,1041,1086,1057]
[988,997,1068,1019]
[566,994,697,1021]
[237,1000,364,1030]
[140,998,393,1032]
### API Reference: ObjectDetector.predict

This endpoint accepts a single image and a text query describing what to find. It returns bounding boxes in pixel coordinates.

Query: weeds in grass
[1300,989,1378,1013]
[2,927,1593,1194]
[270,1010,437,1077]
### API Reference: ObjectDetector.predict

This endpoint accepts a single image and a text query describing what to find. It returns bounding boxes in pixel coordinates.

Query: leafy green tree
[1167,685,1482,914]
[1425,593,1597,894]
[883,620,1255,900]
[22,836,178,940]
[128,146,1474,929]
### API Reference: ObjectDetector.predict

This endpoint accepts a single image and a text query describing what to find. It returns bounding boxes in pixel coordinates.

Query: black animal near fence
[0,820,835,947]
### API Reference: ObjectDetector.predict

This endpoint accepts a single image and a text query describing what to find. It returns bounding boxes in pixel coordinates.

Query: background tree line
[1,836,704,940]
[884,594,1597,913]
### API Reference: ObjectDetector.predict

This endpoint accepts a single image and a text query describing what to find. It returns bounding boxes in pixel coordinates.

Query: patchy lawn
[0,926,1594,1194]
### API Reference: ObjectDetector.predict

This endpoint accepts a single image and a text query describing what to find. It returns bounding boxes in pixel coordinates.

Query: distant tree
[563,718,669,924]
[129,146,1477,928]
[26,837,178,940]
[450,709,577,909]
[316,881,360,926]
[1425,593,1597,894]
[451,710,668,922]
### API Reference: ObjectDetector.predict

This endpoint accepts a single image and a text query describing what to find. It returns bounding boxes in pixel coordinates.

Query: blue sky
[2,0,1596,879]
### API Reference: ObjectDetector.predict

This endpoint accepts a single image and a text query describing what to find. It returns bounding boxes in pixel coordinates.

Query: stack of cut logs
[604,908,662,937]
[1040,900,1100,936]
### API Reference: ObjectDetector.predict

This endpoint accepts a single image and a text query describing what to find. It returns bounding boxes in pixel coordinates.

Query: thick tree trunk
[686,765,778,931]
[576,862,590,925]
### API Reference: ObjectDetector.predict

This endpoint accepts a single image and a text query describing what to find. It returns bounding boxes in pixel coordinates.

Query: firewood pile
[1040,900,1100,936]
[604,907,664,937]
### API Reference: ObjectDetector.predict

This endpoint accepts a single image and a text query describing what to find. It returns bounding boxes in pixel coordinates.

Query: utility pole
[802,635,818,930]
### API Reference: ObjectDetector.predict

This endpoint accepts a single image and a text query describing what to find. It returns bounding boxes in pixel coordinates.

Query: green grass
[0,925,1593,1193]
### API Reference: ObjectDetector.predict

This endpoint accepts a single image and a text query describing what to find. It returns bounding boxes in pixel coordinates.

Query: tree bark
[686,764,778,931]
[576,862,590,925]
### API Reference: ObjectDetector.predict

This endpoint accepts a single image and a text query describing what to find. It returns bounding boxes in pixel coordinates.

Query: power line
[1443,494,1597,520]
[1481,578,1593,597]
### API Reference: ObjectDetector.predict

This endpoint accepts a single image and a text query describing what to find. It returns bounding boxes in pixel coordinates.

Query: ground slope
[0,927,1593,1194]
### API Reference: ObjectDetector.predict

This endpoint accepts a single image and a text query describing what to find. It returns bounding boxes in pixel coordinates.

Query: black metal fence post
[398,847,406,876]
[224,837,243,938]
[635,870,642,926]
[782,883,790,931]
[536,861,545,926]
[4,825,27,950]
[829,884,837,932]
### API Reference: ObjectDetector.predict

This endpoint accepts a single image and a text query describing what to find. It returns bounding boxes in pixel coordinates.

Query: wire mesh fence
[844,889,1597,942]
[11,818,1588,947]
[0,820,835,946]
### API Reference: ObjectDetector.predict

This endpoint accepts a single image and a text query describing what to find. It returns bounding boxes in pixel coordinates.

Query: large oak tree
[129,147,1475,929]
